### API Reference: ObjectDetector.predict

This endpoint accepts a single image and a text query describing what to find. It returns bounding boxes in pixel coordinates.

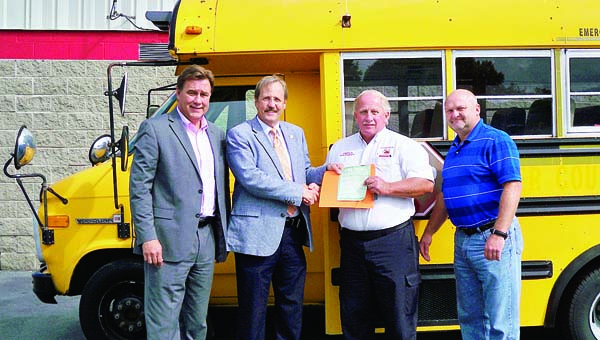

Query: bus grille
[418,279,458,326]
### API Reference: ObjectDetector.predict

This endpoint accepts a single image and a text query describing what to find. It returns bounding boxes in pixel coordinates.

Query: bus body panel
[39,159,132,295]
[172,0,600,57]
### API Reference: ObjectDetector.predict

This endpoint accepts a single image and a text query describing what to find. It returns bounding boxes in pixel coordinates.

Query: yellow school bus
[5,0,600,339]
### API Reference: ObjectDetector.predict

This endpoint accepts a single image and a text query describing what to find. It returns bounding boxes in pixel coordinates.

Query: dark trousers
[339,220,421,340]
[235,222,307,340]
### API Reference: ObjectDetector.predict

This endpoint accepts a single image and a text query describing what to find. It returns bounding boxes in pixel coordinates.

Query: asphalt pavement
[0,270,84,340]
[0,270,561,340]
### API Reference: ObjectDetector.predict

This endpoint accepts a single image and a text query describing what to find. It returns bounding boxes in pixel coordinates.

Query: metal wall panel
[0,0,177,30]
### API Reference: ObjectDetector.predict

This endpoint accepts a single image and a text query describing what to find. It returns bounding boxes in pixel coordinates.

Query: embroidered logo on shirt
[340,151,355,157]
[378,146,393,157]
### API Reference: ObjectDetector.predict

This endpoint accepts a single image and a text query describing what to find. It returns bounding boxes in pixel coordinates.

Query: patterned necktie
[269,129,297,216]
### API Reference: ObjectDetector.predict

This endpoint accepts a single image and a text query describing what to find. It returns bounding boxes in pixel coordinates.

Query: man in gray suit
[226,75,339,340]
[130,65,230,340]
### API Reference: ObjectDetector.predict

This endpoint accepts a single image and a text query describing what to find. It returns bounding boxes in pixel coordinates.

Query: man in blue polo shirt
[419,89,524,340]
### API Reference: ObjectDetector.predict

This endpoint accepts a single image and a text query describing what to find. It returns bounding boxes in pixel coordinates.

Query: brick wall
[0,59,176,270]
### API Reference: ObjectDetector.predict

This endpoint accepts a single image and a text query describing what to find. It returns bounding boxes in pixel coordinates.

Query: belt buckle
[460,227,476,236]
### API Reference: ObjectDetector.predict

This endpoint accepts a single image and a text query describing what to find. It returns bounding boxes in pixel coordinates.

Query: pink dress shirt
[177,109,216,217]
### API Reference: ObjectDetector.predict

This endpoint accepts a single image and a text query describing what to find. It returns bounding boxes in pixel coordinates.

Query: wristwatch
[490,228,508,239]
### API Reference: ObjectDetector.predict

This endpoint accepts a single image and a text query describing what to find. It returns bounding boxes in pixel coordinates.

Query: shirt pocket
[375,157,403,181]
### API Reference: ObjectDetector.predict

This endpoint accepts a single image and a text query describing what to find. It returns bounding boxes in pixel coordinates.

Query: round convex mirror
[89,134,112,165]
[14,125,36,170]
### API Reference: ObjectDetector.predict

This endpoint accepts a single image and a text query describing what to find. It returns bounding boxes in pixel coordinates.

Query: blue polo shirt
[442,119,521,228]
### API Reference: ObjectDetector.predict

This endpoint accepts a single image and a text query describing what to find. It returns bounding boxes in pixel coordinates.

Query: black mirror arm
[46,186,68,205]
[4,155,66,243]
[106,63,124,210]
[4,157,48,230]
[18,178,47,230]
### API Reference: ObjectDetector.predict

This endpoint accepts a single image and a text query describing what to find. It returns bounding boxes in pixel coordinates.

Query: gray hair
[354,90,391,113]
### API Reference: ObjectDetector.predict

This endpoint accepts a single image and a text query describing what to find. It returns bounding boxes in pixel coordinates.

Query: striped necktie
[270,128,297,216]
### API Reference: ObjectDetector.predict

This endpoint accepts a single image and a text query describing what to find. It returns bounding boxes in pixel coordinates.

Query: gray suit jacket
[129,111,230,262]
[226,117,326,256]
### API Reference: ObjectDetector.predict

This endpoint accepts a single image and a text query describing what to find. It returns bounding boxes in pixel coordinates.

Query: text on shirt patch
[378,146,394,157]
[340,151,355,157]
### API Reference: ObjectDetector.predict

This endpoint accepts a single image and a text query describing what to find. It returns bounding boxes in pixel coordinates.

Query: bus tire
[79,258,146,340]
[565,268,600,340]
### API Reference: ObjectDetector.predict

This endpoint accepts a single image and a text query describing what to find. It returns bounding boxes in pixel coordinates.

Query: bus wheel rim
[589,291,600,338]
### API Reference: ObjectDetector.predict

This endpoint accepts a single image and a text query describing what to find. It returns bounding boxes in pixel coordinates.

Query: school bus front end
[6,65,179,340]
[32,159,134,301]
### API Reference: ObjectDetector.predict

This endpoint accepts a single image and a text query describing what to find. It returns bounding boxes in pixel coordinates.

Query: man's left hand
[327,163,344,174]
[484,235,505,261]
[364,176,389,195]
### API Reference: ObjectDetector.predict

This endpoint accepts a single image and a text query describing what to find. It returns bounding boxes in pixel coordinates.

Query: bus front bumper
[32,271,57,304]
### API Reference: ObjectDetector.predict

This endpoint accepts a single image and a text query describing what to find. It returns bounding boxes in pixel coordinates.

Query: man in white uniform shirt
[326,90,434,340]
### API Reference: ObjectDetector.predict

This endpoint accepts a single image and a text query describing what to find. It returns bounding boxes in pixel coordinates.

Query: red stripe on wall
[0,30,168,60]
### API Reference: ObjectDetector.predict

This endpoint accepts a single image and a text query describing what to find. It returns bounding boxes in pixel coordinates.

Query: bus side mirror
[115,72,128,116]
[14,125,36,170]
[119,126,129,172]
[89,134,112,165]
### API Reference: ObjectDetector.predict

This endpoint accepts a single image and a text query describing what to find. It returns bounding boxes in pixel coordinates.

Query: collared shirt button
[198,189,203,194]
[195,213,201,218]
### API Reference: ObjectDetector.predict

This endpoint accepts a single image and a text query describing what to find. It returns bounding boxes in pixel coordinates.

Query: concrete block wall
[0,59,176,270]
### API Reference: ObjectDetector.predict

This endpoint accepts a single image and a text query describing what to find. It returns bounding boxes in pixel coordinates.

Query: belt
[198,216,215,228]
[341,219,411,241]
[285,215,304,228]
[458,220,496,236]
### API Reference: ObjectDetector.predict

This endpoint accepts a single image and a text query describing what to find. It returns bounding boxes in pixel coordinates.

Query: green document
[337,165,370,201]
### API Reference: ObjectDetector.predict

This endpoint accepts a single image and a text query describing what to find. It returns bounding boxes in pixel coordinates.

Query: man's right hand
[142,240,163,267]
[419,233,433,262]
[302,184,320,205]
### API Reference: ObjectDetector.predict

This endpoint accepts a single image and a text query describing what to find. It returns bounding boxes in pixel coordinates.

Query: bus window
[206,85,256,132]
[342,52,444,139]
[454,51,553,137]
[566,50,600,133]
[525,98,552,135]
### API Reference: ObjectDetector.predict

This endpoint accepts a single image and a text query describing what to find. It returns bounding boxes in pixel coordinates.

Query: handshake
[301,163,343,206]
[301,183,321,206]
